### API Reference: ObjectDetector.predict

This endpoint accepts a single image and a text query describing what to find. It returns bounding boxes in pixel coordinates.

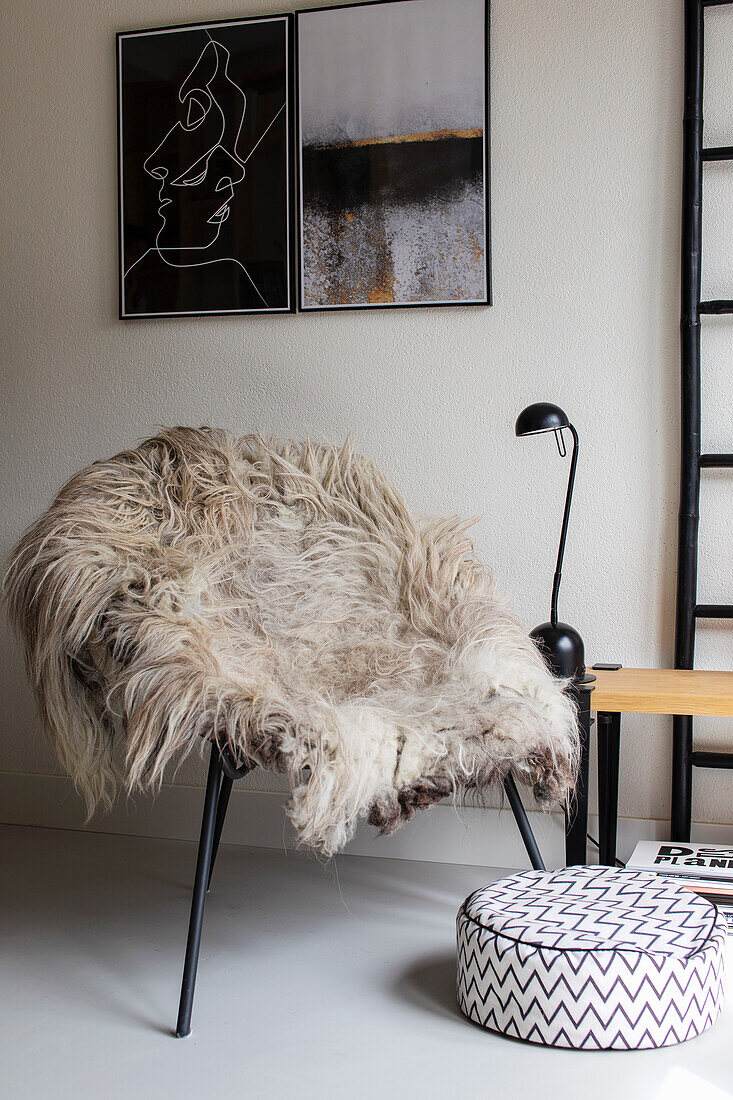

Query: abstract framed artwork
[117,15,294,318]
[296,0,490,311]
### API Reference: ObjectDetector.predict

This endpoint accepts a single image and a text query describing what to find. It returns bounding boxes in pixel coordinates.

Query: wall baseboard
[2,771,733,870]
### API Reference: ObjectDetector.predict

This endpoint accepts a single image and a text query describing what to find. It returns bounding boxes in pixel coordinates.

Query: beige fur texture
[4,428,579,855]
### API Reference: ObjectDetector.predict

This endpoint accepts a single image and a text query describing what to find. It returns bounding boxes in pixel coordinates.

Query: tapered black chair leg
[671,714,693,842]
[176,744,222,1038]
[503,774,546,871]
[207,774,233,892]
[597,711,621,866]
[564,683,592,865]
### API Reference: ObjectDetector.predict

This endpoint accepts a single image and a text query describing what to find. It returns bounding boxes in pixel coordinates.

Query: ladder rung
[703,146,733,160]
[699,300,733,314]
[700,453,733,467]
[692,752,733,769]
[694,604,733,618]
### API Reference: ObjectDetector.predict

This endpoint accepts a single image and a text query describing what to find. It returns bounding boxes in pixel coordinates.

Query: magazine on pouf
[628,842,733,930]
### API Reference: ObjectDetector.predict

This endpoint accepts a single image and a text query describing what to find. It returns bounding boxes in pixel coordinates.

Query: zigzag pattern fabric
[456,867,727,1050]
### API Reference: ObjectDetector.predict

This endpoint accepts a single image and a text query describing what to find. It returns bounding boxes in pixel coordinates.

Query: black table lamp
[515,402,587,682]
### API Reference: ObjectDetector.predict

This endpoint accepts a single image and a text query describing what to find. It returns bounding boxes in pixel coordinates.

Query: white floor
[1,826,732,1100]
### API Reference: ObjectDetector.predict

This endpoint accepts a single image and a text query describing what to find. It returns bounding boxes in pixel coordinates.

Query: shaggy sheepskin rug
[4,429,578,855]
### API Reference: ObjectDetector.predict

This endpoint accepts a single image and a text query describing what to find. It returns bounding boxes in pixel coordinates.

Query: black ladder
[672,0,733,841]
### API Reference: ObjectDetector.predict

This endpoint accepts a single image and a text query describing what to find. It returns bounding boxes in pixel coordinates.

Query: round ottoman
[456,866,727,1050]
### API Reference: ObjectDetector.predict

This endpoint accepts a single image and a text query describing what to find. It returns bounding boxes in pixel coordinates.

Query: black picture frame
[117,14,295,319]
[295,0,491,313]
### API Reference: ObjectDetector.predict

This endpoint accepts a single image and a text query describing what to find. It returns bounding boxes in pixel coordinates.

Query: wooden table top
[589,667,733,716]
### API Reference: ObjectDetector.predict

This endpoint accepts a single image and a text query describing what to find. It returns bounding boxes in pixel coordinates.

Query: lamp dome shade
[530,621,585,679]
[515,402,570,437]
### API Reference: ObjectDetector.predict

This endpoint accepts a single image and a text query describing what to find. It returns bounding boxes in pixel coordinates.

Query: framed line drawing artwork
[117,15,294,318]
[296,0,490,312]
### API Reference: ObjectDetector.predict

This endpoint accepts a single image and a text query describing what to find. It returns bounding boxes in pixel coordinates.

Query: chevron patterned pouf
[456,866,727,1050]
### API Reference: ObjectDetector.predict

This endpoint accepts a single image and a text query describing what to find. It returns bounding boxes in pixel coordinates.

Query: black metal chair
[175,742,545,1037]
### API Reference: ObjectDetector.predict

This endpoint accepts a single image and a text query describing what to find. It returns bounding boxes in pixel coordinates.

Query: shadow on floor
[393,952,464,1023]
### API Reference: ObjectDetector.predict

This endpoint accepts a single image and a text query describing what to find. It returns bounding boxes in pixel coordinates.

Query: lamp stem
[550,424,579,628]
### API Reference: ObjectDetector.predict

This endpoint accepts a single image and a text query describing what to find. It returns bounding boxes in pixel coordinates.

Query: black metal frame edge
[672,0,704,842]
[486,0,493,308]
[294,0,491,313]
[294,9,303,314]
[672,0,733,843]
[287,13,298,319]
[699,299,733,313]
[692,751,733,768]
[116,12,297,321]
[116,9,294,38]
[116,34,124,323]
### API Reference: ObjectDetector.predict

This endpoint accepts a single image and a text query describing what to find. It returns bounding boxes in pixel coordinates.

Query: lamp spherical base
[530,622,586,681]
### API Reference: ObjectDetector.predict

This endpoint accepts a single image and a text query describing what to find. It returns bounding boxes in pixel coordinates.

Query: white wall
[2,0,733,846]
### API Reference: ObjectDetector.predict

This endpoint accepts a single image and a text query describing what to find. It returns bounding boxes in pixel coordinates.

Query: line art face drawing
[118,17,292,317]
